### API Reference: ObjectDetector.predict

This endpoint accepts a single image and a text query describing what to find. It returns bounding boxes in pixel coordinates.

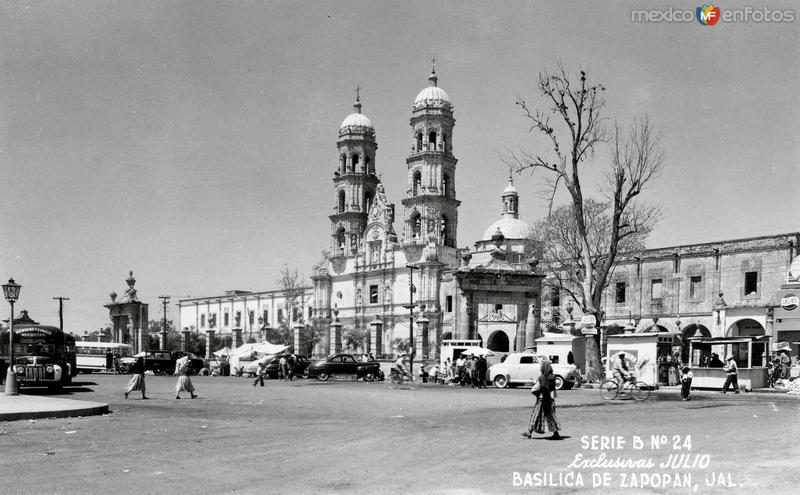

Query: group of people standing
[444,354,488,388]
[124,354,198,400]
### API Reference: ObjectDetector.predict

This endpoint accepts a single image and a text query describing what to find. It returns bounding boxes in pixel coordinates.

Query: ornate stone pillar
[205,330,215,359]
[369,318,383,357]
[329,321,342,355]
[293,323,304,355]
[415,316,429,361]
[182,330,191,353]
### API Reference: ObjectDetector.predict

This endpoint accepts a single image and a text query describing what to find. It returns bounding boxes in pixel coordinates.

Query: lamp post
[3,278,21,396]
[403,264,418,376]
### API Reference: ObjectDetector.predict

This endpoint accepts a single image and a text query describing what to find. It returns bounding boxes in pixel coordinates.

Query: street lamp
[3,278,21,396]
[403,264,418,376]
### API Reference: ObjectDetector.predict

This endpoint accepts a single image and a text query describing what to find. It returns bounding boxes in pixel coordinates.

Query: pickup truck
[488,353,581,390]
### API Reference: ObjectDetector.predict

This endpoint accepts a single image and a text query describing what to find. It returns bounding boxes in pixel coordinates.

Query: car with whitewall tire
[488,353,580,390]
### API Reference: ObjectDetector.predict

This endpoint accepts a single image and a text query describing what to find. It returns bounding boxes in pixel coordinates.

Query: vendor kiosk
[687,336,770,390]
[605,333,679,388]
[535,333,586,373]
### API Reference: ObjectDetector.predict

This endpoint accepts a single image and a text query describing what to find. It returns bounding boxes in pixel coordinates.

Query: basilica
[308,67,544,360]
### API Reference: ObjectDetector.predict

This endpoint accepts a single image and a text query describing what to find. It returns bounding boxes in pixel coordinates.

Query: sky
[0,0,798,334]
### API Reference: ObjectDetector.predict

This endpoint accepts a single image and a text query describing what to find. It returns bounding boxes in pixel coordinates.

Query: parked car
[239,355,277,377]
[137,350,204,376]
[306,353,382,381]
[488,353,580,390]
[265,355,311,378]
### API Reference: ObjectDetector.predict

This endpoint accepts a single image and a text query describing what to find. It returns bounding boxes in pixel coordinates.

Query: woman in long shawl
[124,357,148,400]
[522,359,561,440]
[174,354,197,399]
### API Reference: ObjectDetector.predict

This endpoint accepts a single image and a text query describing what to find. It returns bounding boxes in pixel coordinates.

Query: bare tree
[277,264,320,354]
[507,64,664,379]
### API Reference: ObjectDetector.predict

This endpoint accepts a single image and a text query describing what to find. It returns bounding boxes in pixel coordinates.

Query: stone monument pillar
[369,318,383,357]
[415,316,429,360]
[205,330,215,359]
[182,330,191,353]
[329,321,342,355]
[293,323,304,355]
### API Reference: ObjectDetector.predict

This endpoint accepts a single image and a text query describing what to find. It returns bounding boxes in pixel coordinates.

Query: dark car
[306,353,382,381]
[265,354,311,379]
[138,350,204,376]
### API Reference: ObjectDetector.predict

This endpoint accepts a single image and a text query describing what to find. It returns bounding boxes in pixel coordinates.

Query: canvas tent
[233,342,289,358]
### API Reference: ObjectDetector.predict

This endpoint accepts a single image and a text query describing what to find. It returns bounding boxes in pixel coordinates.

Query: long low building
[177,288,314,349]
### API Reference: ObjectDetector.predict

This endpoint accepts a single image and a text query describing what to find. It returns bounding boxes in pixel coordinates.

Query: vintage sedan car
[306,353,382,381]
[488,353,580,390]
[265,355,311,378]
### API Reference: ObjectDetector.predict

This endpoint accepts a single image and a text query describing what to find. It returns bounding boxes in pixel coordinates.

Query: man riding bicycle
[612,353,635,390]
[392,354,411,379]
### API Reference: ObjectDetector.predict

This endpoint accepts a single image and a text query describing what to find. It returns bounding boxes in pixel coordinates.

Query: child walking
[680,365,693,401]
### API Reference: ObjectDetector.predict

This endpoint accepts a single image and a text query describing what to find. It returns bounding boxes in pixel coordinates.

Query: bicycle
[600,376,651,401]
[388,371,420,390]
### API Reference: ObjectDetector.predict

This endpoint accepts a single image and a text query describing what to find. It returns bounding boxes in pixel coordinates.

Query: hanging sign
[781,295,798,311]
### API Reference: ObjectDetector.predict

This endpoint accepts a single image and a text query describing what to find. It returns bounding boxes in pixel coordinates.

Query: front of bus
[4,325,67,386]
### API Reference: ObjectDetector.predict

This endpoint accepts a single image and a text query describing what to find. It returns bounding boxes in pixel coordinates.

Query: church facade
[309,68,544,359]
[176,68,547,359]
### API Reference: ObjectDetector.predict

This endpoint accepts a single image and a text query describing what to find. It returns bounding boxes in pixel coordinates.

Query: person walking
[174,354,198,399]
[522,359,561,440]
[680,365,693,401]
[721,354,739,394]
[476,355,487,388]
[124,357,148,400]
[279,354,288,381]
[287,354,296,381]
[252,356,267,387]
[779,349,792,380]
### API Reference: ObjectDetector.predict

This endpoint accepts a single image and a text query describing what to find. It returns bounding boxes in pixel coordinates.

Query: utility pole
[53,296,70,330]
[403,264,418,376]
[158,295,170,350]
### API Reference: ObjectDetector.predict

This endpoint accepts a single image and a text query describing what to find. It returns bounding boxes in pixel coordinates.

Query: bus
[74,341,135,373]
[0,324,77,388]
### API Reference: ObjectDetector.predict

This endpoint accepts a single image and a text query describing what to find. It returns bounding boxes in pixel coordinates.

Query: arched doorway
[726,318,765,337]
[487,330,509,352]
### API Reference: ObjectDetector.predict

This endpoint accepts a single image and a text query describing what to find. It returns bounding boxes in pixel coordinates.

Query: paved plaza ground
[1,374,799,495]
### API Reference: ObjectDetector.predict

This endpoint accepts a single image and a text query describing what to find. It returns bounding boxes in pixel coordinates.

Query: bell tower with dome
[329,90,380,257]
[401,65,460,248]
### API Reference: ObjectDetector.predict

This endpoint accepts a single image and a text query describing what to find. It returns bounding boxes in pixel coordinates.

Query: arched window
[411,213,421,239]
[442,133,447,153]
[442,173,450,197]
[340,154,346,173]
[351,154,359,172]
[429,131,437,150]
[441,215,449,243]
[416,133,423,152]
[338,190,346,213]
[365,156,373,174]
[413,171,422,196]
[336,227,346,254]
[365,191,374,212]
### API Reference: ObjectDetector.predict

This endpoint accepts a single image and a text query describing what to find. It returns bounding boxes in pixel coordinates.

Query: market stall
[686,336,770,390]
[535,333,585,373]
[605,333,679,387]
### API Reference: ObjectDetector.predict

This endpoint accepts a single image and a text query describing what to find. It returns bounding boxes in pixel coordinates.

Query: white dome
[340,112,374,130]
[503,182,517,194]
[482,217,535,241]
[414,86,451,106]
